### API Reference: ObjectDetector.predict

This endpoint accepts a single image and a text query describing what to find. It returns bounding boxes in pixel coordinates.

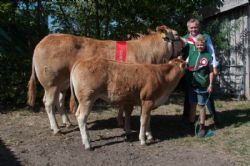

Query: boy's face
[195,42,205,52]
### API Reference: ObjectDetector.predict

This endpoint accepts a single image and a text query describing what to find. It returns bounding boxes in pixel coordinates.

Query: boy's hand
[207,84,213,93]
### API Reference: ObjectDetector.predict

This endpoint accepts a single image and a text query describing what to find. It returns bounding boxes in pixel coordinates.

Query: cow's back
[33,34,116,90]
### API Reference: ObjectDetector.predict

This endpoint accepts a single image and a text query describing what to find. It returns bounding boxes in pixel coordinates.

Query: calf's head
[168,58,187,73]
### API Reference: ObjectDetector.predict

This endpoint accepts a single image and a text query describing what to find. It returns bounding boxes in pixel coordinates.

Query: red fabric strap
[187,36,196,45]
[115,41,127,62]
[187,66,194,71]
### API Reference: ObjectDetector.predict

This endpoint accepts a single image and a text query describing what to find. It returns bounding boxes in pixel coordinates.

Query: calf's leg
[76,100,92,150]
[139,101,153,145]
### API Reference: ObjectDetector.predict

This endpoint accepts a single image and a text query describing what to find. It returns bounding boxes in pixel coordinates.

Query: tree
[0,0,223,106]
[0,0,48,105]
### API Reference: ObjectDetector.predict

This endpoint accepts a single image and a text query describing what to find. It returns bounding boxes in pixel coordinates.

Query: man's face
[187,22,199,37]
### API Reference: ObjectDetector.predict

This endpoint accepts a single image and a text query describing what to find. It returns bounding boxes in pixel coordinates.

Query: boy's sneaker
[197,128,206,137]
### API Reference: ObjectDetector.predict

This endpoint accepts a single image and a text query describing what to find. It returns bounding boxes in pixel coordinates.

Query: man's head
[187,18,200,37]
[195,34,206,52]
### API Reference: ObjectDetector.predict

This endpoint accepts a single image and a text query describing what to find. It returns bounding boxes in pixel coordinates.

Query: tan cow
[70,58,186,149]
[27,25,186,134]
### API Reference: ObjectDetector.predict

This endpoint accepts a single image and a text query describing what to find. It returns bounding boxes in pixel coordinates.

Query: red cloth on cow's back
[115,41,127,62]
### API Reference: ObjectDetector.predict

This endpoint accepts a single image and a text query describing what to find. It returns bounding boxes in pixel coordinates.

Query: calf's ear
[168,60,173,64]
[181,61,187,69]
[177,56,183,59]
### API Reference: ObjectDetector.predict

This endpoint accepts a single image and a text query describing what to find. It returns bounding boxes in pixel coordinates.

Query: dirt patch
[0,100,247,166]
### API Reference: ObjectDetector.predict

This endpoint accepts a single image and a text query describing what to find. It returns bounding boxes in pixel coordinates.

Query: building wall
[205,4,250,99]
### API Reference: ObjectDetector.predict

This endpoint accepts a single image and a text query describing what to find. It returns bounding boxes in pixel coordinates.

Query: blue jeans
[189,87,209,106]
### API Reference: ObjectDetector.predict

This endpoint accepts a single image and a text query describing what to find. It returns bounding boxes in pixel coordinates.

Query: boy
[186,34,214,137]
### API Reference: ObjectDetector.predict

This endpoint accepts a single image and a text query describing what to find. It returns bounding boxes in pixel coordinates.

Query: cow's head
[156,25,187,59]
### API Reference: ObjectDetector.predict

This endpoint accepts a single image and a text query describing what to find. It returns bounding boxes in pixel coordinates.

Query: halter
[163,35,183,59]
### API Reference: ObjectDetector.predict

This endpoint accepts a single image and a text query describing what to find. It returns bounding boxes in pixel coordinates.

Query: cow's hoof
[53,130,62,136]
[66,123,73,128]
[146,138,155,144]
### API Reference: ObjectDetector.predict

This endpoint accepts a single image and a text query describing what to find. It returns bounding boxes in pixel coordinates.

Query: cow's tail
[69,75,78,114]
[27,60,36,107]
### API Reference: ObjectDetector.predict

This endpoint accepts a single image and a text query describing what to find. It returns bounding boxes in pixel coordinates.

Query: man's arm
[206,36,219,68]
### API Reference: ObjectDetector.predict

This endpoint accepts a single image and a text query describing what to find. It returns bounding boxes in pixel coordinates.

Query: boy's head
[195,34,206,52]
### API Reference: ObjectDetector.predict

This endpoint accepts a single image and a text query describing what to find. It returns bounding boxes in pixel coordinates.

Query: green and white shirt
[186,50,213,88]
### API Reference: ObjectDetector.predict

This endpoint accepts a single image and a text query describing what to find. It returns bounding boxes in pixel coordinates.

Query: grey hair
[187,18,200,27]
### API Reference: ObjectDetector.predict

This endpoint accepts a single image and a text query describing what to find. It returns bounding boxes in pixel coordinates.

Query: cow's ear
[147,28,156,34]
[156,25,169,33]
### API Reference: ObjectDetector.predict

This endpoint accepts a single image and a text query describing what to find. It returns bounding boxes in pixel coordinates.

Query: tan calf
[70,58,186,149]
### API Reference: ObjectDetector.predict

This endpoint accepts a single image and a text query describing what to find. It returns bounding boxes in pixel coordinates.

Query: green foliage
[0,0,223,107]
[0,0,48,106]
[203,18,244,55]
[46,0,223,39]
[202,19,228,52]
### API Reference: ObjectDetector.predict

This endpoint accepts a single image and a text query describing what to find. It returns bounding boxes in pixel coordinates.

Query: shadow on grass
[0,138,22,166]
[88,114,191,141]
[87,106,250,148]
[216,108,250,128]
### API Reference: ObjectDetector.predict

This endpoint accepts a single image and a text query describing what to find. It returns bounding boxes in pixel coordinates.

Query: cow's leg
[139,101,153,145]
[76,100,92,150]
[43,88,60,134]
[124,104,133,134]
[117,108,124,127]
[57,92,72,127]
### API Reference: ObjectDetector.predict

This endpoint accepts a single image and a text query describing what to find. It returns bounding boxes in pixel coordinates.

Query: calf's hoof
[140,140,146,146]
[125,130,137,142]
[85,146,93,151]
